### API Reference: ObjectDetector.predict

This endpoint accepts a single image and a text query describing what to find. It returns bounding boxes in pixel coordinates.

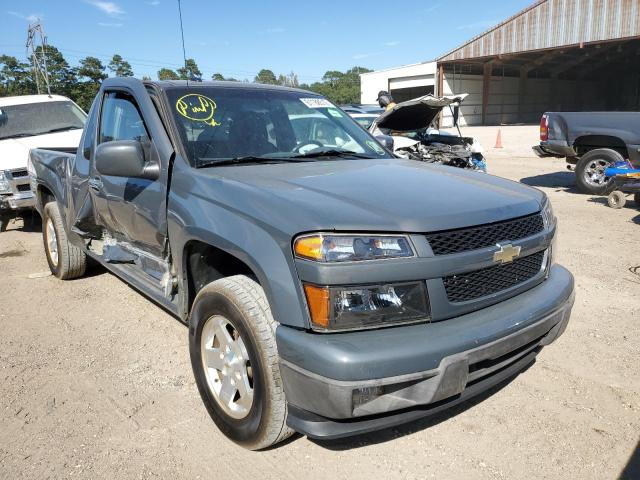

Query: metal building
[362,0,640,126]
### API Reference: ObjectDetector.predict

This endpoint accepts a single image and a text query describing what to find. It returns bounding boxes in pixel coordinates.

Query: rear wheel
[189,275,293,450]
[0,214,9,233]
[575,148,622,195]
[42,202,87,279]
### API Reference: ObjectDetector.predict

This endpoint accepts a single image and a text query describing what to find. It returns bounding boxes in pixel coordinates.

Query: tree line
[0,46,372,111]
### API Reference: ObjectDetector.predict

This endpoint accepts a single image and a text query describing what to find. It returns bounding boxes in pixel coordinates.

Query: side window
[82,101,98,160]
[99,92,149,144]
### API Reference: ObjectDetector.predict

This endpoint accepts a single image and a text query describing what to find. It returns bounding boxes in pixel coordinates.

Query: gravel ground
[1,125,639,479]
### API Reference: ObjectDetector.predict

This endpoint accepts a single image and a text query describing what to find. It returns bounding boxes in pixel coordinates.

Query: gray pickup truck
[30,78,575,449]
[534,111,640,194]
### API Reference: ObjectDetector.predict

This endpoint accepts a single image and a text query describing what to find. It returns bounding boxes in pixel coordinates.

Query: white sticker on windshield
[327,108,343,118]
[300,98,334,109]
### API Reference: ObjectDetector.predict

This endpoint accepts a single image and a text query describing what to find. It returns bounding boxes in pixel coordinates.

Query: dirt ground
[1,125,639,480]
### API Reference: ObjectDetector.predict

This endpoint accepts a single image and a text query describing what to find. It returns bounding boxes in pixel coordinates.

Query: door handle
[88,176,103,192]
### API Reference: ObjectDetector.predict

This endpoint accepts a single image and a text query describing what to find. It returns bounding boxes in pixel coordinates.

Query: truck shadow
[520,171,581,193]
[2,211,42,233]
[309,362,534,451]
[620,439,640,480]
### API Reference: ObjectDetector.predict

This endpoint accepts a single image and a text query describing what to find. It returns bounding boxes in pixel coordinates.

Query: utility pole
[26,20,51,96]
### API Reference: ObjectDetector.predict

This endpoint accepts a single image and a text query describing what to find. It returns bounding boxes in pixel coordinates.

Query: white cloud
[353,52,382,60]
[7,11,40,22]
[457,19,499,30]
[85,1,124,16]
[383,40,400,47]
[424,2,442,13]
[98,22,123,27]
[146,0,160,5]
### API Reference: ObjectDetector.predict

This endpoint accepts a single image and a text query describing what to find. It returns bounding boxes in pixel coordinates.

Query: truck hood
[195,158,543,235]
[374,94,467,132]
[0,129,82,171]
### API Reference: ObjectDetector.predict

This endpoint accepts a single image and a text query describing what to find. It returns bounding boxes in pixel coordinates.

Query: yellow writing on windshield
[176,94,221,126]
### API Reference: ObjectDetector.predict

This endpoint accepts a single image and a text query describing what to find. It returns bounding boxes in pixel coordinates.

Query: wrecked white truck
[370,94,487,172]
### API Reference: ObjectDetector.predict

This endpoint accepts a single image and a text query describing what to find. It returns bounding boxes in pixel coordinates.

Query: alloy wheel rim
[200,315,254,419]
[46,218,58,267]
[584,159,612,187]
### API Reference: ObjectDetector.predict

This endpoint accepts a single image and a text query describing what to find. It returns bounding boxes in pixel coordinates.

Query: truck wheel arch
[182,240,262,318]
[573,135,628,159]
[36,185,56,213]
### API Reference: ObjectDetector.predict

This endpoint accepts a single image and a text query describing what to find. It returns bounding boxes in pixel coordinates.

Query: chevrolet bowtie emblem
[493,243,521,264]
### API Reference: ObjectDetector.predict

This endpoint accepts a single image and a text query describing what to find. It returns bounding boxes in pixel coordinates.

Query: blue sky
[1,0,533,82]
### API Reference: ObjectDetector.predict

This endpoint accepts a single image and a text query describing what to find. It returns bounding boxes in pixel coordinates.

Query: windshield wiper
[0,133,36,140]
[37,126,82,135]
[291,148,374,159]
[197,155,311,168]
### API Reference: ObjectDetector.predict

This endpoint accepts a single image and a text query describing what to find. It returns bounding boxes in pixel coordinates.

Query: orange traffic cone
[494,128,503,148]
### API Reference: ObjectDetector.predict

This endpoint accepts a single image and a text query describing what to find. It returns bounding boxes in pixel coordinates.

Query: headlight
[303,282,430,331]
[0,171,11,194]
[541,196,557,268]
[294,233,414,262]
[541,196,556,229]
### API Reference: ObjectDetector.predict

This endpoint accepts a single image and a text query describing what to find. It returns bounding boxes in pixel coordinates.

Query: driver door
[89,90,166,257]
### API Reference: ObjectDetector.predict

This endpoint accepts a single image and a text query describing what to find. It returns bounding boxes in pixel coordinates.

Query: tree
[142,75,152,81]
[254,69,278,85]
[177,58,202,81]
[211,72,225,81]
[108,54,133,77]
[158,68,179,80]
[74,56,107,111]
[33,45,76,98]
[307,66,372,104]
[0,55,35,96]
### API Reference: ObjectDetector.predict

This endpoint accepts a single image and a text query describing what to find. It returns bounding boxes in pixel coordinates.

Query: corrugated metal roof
[438,0,640,62]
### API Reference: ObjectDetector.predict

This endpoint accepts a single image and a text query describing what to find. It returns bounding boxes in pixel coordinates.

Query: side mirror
[95,140,158,180]
[375,135,394,152]
[453,105,460,127]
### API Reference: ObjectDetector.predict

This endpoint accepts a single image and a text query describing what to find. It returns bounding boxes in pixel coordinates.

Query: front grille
[443,250,545,303]
[9,169,28,178]
[426,213,544,255]
[16,184,31,192]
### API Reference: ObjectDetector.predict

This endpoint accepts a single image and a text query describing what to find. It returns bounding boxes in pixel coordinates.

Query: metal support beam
[437,63,444,128]
[482,61,492,126]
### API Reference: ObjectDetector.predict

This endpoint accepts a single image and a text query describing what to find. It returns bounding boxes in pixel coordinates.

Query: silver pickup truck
[30,78,575,449]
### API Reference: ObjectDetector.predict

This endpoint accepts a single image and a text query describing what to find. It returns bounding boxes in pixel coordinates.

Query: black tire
[42,202,87,279]
[635,193,640,210]
[575,148,622,195]
[607,191,626,209]
[0,215,8,233]
[189,275,293,450]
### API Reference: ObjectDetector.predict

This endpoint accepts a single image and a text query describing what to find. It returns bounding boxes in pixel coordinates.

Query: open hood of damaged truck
[374,94,468,132]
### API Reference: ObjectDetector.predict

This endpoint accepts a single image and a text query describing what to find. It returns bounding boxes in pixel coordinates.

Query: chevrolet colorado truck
[30,78,575,449]
[0,94,85,231]
[533,111,640,195]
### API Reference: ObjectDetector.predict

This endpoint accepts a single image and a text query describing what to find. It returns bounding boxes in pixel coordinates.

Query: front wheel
[42,202,87,279]
[575,148,622,195]
[189,275,293,450]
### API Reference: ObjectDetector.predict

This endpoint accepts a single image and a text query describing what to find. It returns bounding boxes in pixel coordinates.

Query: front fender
[167,184,309,329]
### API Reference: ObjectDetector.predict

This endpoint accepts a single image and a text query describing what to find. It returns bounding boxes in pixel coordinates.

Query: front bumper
[0,191,35,212]
[278,264,574,439]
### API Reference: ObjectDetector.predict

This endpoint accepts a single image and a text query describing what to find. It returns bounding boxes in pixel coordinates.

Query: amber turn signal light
[303,284,330,329]
[294,235,323,261]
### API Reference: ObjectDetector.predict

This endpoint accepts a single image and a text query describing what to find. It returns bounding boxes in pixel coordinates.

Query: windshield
[166,87,389,167]
[0,101,86,140]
